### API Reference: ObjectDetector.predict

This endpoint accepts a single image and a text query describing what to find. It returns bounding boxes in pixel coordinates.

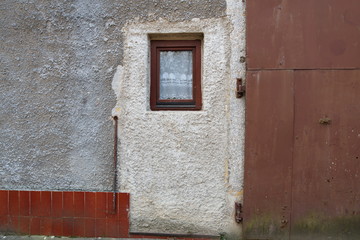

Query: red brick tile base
[0,190,129,238]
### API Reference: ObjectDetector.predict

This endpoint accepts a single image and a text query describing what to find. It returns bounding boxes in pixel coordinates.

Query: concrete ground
[0,236,156,240]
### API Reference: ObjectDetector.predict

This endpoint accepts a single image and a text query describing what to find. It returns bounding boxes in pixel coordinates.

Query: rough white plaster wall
[112,0,245,237]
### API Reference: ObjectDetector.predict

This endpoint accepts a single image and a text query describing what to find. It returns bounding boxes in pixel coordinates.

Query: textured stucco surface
[0,0,226,191]
[112,0,245,236]
[0,0,246,237]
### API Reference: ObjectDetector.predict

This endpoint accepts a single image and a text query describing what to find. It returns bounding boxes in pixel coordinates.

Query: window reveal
[150,40,202,110]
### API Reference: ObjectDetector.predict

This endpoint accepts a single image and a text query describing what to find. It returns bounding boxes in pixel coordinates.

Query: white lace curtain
[159,51,193,100]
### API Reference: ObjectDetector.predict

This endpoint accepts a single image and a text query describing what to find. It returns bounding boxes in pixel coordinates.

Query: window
[150,40,202,110]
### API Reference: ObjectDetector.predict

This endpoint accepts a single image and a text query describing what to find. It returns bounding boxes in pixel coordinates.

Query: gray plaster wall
[0,0,226,191]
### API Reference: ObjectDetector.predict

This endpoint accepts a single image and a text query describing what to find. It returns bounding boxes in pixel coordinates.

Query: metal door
[291,71,360,240]
[243,1,360,239]
[243,70,294,240]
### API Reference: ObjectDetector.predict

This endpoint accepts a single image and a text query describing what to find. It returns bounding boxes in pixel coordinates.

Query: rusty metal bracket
[319,117,331,125]
[236,78,245,98]
[235,202,243,223]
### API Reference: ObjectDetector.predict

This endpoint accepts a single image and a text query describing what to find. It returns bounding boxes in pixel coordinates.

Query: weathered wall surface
[0,0,226,190]
[113,0,245,236]
[0,0,245,237]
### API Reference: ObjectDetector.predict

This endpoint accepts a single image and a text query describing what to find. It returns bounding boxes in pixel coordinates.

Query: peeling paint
[111,65,123,117]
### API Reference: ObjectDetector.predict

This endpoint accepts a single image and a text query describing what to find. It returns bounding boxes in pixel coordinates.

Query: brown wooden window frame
[150,40,202,111]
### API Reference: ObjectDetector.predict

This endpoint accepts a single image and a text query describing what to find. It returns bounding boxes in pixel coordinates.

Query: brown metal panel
[291,70,360,239]
[243,70,294,240]
[247,0,360,70]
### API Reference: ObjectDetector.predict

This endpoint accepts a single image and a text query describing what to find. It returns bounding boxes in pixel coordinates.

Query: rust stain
[330,40,346,56]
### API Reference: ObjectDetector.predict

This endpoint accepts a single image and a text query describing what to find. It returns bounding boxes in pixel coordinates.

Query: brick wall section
[0,190,129,238]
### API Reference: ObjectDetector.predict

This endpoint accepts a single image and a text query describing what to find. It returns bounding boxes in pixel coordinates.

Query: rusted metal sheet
[247,0,360,70]
[291,70,360,239]
[243,70,294,240]
[245,1,360,239]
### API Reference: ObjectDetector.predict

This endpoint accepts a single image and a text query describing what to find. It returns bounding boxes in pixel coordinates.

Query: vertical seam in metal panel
[289,70,296,239]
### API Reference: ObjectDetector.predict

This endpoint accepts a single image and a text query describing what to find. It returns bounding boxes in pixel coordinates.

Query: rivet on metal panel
[280,219,288,228]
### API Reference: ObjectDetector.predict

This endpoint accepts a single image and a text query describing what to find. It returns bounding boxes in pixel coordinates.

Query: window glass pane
[159,51,193,100]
